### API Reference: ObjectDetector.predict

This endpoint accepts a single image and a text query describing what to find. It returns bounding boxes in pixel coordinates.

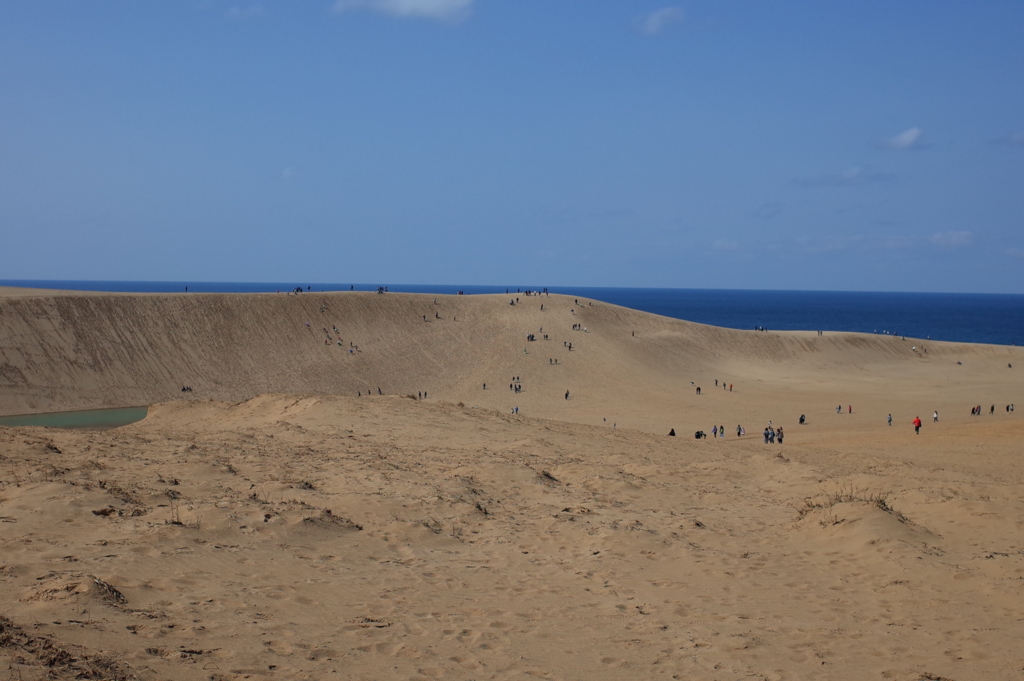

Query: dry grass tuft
[796,486,908,526]
[0,615,138,680]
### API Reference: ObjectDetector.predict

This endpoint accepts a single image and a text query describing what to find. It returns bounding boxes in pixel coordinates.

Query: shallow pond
[0,406,148,429]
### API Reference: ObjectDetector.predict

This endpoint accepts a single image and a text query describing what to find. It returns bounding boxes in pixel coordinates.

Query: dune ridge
[2,290,1017,423]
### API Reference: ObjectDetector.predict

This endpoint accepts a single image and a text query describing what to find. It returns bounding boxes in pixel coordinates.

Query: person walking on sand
[776,427,783,445]
[736,424,742,437]
[933,411,939,423]
[565,390,570,400]
[913,416,922,434]
[888,413,892,426]
[712,425,718,438]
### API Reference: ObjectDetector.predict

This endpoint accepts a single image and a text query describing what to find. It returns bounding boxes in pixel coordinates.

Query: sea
[3,280,1023,347]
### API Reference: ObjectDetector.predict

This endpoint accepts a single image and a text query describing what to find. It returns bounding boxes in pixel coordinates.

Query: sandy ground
[1,289,1022,680]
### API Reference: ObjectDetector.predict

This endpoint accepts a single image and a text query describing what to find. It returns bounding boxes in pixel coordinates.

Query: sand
[1,288,1022,680]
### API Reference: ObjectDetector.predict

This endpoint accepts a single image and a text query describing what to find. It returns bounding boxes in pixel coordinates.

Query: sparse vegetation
[796,486,907,526]
[0,615,137,680]
[165,499,201,529]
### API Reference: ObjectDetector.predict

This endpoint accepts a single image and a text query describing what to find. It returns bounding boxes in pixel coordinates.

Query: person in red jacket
[913,416,922,434]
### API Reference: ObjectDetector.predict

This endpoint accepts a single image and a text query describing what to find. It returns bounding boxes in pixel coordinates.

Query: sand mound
[24,572,128,607]
[797,498,939,553]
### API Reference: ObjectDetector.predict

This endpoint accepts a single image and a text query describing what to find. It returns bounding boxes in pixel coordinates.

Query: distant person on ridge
[913,416,922,434]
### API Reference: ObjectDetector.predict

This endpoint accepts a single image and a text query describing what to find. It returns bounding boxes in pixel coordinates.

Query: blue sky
[1,1,1022,292]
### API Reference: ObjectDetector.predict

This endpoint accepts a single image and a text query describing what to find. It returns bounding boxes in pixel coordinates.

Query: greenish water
[0,406,148,429]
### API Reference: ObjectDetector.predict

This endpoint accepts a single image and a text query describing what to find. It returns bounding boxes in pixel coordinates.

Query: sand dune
[1,290,1018,431]
[1,288,1022,680]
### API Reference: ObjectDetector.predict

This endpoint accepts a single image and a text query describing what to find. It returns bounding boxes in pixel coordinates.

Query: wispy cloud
[281,167,298,180]
[793,233,866,254]
[795,166,894,188]
[226,4,265,18]
[878,127,927,150]
[1006,247,1024,258]
[929,230,974,249]
[636,7,683,35]
[878,235,914,250]
[592,208,636,219]
[332,0,474,21]
[993,132,1024,147]
[713,238,738,251]
[791,233,916,255]
[754,202,784,219]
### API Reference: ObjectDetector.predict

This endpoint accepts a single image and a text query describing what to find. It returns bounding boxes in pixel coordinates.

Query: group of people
[180,385,194,392]
[689,423,783,444]
[322,324,345,346]
[970,404,1015,415]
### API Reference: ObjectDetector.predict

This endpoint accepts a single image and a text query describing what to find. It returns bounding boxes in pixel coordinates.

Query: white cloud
[877,235,913,250]
[227,4,265,18]
[929,230,974,249]
[795,165,893,187]
[754,202,784,219]
[994,132,1024,147]
[636,7,683,35]
[880,127,926,150]
[792,233,868,254]
[332,0,474,21]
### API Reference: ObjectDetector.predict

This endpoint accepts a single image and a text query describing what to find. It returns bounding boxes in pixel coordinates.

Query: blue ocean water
[3,280,1022,346]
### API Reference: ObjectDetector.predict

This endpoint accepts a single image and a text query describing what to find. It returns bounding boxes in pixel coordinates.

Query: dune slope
[2,290,1019,435]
